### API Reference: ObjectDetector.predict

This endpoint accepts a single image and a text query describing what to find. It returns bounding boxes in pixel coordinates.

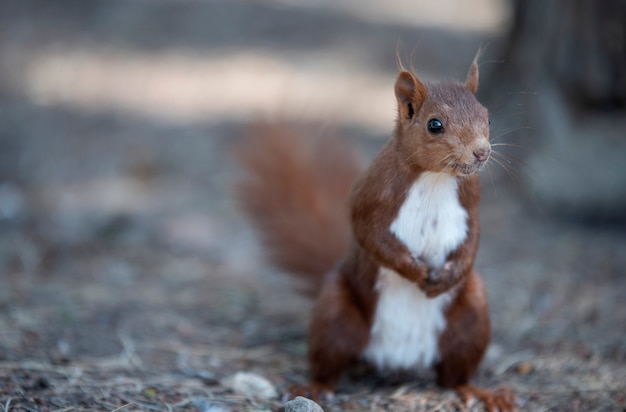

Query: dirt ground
[0,1,625,411]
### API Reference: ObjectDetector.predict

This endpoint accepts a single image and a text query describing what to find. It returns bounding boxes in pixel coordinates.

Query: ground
[0,1,625,411]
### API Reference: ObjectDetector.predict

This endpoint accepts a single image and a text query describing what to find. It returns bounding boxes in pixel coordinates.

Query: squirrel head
[393,57,490,177]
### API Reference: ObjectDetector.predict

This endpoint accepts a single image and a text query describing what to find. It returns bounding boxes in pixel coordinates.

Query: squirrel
[235,55,517,412]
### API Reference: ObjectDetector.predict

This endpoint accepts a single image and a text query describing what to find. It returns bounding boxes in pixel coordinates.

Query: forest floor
[0,1,625,411]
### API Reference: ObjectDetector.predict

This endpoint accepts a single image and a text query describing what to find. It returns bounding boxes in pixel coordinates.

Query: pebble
[515,361,534,375]
[192,398,231,412]
[222,371,278,400]
[285,396,324,412]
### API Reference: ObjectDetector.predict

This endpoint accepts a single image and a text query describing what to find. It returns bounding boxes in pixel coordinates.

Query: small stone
[192,398,231,412]
[285,396,324,412]
[515,361,534,375]
[222,371,278,400]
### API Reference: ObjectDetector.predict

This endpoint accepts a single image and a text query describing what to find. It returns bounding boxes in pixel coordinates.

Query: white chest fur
[390,171,468,268]
[363,268,452,370]
[362,172,467,371]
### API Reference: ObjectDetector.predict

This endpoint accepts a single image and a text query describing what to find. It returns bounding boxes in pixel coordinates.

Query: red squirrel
[236,56,517,411]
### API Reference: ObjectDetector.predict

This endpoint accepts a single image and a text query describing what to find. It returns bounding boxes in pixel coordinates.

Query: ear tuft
[394,71,427,120]
[465,62,479,94]
[465,48,484,94]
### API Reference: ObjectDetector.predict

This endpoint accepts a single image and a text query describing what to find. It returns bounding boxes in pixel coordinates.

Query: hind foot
[456,384,517,412]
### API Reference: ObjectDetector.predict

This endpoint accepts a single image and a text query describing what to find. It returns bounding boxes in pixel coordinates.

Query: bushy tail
[235,122,363,294]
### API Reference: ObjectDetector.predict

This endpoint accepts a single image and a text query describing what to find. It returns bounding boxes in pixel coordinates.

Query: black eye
[427,119,444,134]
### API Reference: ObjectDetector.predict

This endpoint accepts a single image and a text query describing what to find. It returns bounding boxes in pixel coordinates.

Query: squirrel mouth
[451,161,486,177]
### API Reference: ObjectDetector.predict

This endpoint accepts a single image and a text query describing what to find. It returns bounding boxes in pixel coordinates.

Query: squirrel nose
[473,147,491,162]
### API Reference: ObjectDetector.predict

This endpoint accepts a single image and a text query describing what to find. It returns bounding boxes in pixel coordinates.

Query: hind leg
[436,271,517,412]
[286,275,371,401]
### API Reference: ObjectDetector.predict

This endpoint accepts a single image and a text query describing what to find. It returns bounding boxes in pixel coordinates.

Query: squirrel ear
[394,71,427,120]
[465,49,482,94]
[465,62,479,94]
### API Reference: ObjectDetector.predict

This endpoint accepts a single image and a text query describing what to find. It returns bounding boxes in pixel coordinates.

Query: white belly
[363,268,451,370]
[390,171,468,268]
[362,172,466,370]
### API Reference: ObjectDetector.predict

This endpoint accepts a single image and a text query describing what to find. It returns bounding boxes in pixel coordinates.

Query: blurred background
[0,0,624,410]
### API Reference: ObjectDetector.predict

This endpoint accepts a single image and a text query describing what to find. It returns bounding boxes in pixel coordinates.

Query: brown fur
[436,270,490,387]
[235,122,363,293]
[236,59,516,411]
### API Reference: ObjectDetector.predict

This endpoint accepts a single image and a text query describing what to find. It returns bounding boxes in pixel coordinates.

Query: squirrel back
[235,122,363,294]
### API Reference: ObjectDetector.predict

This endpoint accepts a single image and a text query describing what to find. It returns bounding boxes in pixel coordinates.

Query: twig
[1,398,12,412]
[110,403,133,412]
[513,382,625,394]
[118,334,144,370]
[0,361,78,375]
[0,357,135,374]
[116,396,162,411]
[148,340,276,360]
[492,351,535,375]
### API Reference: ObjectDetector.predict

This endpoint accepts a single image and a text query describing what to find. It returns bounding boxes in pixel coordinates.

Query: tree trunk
[485,0,626,223]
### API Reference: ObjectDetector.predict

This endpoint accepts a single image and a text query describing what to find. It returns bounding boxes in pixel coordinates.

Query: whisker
[489,155,544,213]
[489,156,518,182]
[505,91,539,95]
[483,59,506,64]
[491,126,534,142]
[438,153,456,169]
[489,110,525,124]
[404,150,422,165]
[491,150,535,179]
[486,162,497,198]
[490,143,525,149]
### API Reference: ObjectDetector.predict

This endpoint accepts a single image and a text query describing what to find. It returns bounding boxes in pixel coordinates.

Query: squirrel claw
[421,261,461,297]
[456,384,517,412]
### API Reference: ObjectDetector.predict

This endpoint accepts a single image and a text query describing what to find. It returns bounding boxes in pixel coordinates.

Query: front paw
[421,261,460,297]
[397,254,429,283]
